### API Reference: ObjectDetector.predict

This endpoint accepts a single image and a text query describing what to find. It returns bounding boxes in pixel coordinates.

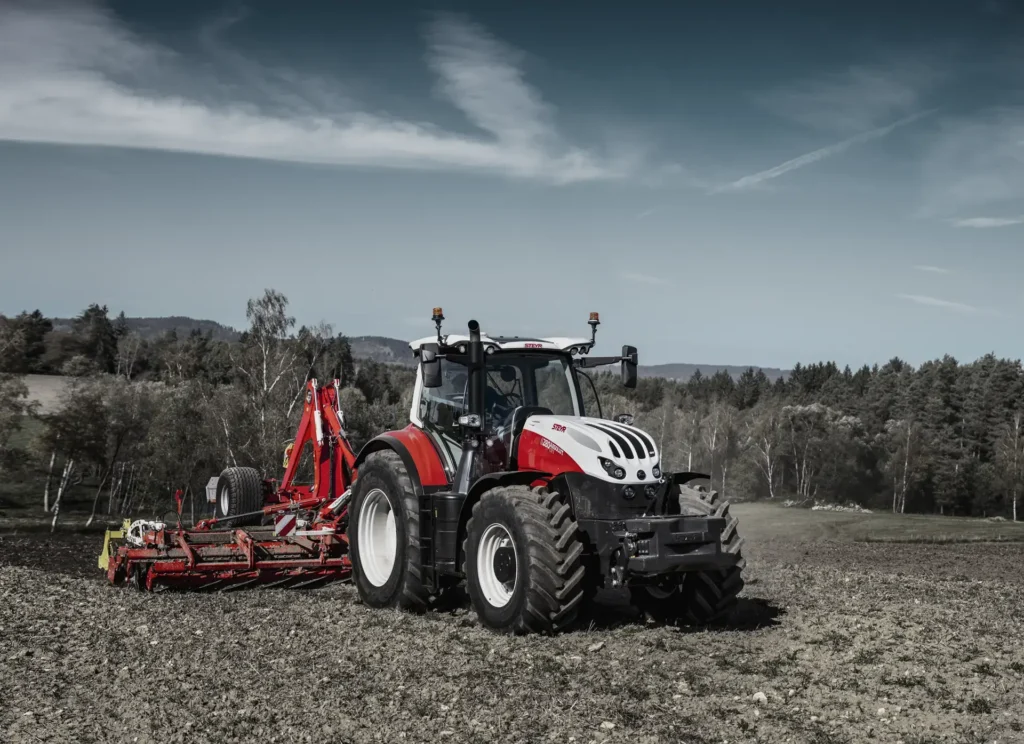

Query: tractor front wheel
[464,485,586,634]
[349,451,429,612]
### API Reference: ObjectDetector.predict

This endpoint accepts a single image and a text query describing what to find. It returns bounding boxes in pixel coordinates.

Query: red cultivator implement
[99,379,357,591]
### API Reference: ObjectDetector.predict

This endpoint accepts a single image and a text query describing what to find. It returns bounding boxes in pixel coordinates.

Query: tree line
[2,290,1022,526]
[0,291,412,528]
[589,354,1023,520]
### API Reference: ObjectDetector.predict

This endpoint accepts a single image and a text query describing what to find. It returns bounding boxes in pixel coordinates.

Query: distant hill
[348,336,415,366]
[640,363,789,383]
[46,315,788,380]
[53,316,241,342]
[345,335,789,381]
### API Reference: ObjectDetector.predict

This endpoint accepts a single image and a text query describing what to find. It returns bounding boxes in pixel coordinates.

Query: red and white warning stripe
[275,513,297,536]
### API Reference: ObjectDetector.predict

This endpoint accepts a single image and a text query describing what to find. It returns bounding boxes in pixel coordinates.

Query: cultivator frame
[99,379,357,592]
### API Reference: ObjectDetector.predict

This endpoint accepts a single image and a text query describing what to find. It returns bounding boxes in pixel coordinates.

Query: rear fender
[353,424,450,492]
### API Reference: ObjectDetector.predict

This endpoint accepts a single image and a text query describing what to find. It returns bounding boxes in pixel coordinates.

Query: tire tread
[466,484,586,634]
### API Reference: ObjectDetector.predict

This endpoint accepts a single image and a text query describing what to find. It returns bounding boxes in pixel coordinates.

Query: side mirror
[621,345,638,389]
[421,344,442,388]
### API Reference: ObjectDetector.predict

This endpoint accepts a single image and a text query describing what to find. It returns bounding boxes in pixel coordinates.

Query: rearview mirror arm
[575,355,628,368]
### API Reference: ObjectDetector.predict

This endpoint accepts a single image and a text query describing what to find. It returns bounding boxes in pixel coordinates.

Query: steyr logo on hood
[551,423,566,432]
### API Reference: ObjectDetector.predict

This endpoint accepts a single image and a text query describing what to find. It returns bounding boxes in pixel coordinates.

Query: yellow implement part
[98,519,131,571]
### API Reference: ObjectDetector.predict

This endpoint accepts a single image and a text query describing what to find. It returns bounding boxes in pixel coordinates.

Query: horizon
[26,306,1018,373]
[2,1,1022,368]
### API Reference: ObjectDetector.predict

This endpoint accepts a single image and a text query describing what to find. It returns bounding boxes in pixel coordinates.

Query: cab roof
[408,334,593,355]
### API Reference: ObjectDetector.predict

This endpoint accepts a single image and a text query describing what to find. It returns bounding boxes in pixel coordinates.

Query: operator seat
[506,405,553,470]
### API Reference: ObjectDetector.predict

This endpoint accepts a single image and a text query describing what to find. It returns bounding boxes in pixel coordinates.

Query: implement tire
[630,484,745,626]
[464,484,586,635]
[215,467,264,526]
[349,450,429,612]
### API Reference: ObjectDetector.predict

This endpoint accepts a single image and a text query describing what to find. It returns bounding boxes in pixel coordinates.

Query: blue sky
[1,0,1022,368]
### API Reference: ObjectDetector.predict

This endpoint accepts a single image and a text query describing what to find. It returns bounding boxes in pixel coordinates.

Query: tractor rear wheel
[464,485,586,634]
[215,467,264,526]
[349,451,429,612]
[630,484,745,626]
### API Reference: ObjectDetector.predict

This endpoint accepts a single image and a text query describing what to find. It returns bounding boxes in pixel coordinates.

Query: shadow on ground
[576,591,785,633]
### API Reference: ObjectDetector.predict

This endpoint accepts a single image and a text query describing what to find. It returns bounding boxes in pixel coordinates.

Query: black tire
[630,484,745,626]
[348,450,429,612]
[215,467,264,526]
[464,484,586,634]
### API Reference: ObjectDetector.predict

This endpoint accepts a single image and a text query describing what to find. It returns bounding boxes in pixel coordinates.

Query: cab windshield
[418,352,583,464]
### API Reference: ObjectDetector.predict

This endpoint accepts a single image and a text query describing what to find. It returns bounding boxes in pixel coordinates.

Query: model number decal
[541,438,564,455]
[551,423,566,432]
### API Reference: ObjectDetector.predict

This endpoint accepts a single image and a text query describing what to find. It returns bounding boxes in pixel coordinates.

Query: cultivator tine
[219,579,262,592]
[287,576,333,590]
[261,576,298,589]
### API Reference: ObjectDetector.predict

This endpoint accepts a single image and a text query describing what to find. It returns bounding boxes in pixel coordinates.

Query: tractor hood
[520,414,661,484]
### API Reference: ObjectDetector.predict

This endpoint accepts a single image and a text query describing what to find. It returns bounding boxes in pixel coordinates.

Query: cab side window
[419,361,467,440]
[534,359,576,416]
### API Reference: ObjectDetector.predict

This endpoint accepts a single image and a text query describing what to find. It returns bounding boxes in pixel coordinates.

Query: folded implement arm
[102,379,358,591]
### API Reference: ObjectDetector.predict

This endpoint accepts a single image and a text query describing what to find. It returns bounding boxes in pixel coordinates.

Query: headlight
[623,486,635,500]
[652,465,661,479]
[599,457,626,479]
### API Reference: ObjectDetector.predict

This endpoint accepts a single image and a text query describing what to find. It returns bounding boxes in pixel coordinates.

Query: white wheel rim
[477,523,518,608]
[358,488,397,587]
[219,485,230,516]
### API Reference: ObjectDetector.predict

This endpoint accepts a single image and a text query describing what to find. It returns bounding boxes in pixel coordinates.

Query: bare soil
[2,503,1023,743]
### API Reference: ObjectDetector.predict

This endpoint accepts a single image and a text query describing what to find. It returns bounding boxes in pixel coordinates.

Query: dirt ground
[2,503,1023,744]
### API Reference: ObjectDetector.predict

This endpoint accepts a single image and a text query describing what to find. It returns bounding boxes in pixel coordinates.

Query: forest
[1,289,1022,526]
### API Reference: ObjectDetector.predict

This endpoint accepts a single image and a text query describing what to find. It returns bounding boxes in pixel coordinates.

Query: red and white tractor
[100,310,745,634]
[346,310,745,633]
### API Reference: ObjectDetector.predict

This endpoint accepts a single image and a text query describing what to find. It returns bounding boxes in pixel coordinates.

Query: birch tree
[233,290,300,474]
[86,378,157,526]
[782,403,831,501]
[995,411,1024,522]
[700,400,730,489]
[746,402,783,498]
[39,380,107,530]
[883,417,924,514]
[116,332,144,381]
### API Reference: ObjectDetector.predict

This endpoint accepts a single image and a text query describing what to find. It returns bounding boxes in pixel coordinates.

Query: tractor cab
[409,310,639,490]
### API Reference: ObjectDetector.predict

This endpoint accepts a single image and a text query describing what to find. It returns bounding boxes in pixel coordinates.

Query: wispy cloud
[0,2,634,184]
[622,272,668,286]
[896,293,995,315]
[918,107,1024,220]
[950,215,1024,228]
[755,62,942,135]
[635,208,657,219]
[914,264,952,274]
[713,110,934,193]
